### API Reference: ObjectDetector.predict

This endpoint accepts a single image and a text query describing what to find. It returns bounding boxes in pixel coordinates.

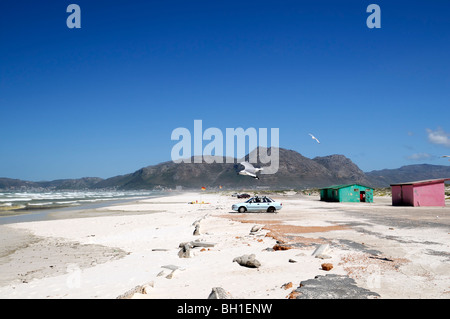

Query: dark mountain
[240,148,335,188]
[0,178,38,190]
[37,177,104,190]
[92,148,372,189]
[365,164,450,187]
[2,148,450,190]
[94,156,247,190]
[313,154,372,186]
[0,177,104,191]
[92,156,237,190]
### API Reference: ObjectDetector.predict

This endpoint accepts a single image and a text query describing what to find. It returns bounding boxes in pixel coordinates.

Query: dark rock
[273,244,292,251]
[321,263,333,271]
[178,242,193,258]
[233,254,261,268]
[294,274,380,299]
[193,224,201,236]
[208,287,232,299]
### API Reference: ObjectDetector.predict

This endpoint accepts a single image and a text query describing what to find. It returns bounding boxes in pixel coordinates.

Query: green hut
[320,184,374,203]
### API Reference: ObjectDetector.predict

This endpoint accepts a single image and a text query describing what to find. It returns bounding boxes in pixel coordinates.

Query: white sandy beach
[0,191,449,299]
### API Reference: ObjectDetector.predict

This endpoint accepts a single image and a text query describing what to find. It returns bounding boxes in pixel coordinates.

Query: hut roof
[390,178,450,186]
[320,184,374,190]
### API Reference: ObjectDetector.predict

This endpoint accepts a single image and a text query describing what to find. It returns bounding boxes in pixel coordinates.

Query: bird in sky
[238,162,263,180]
[442,155,450,161]
[308,133,321,144]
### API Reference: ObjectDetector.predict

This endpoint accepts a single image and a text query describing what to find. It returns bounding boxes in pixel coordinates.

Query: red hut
[391,178,449,207]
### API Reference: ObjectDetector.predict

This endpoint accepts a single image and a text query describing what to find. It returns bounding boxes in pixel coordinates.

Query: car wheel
[238,206,247,213]
[267,206,275,213]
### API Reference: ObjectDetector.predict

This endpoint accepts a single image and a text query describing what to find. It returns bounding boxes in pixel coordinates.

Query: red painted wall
[413,183,445,207]
[392,181,446,206]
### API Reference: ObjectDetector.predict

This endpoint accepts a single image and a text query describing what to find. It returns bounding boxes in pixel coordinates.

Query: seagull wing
[240,162,256,173]
[309,133,320,143]
[243,171,257,178]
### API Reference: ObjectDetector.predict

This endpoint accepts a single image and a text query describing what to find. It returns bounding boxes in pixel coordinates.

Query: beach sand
[0,192,449,299]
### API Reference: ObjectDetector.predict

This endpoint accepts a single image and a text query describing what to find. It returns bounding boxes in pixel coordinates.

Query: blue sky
[1,0,449,181]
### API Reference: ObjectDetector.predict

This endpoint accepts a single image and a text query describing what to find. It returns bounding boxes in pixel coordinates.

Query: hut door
[360,191,366,202]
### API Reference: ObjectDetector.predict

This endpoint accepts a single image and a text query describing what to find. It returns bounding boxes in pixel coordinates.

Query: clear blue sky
[1,0,449,181]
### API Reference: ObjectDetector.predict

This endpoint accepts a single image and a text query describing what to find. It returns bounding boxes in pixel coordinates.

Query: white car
[232,196,282,213]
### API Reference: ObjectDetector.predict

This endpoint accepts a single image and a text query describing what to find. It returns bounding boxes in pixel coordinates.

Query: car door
[249,198,262,212]
[259,198,270,212]
[246,198,257,212]
[255,199,266,212]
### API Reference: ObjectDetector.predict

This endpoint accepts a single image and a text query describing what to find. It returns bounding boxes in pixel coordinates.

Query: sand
[0,192,448,299]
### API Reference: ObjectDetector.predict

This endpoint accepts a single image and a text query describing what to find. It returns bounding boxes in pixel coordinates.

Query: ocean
[0,190,166,225]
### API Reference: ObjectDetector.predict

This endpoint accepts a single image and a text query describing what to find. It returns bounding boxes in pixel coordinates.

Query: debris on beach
[161,264,184,271]
[312,244,330,256]
[233,254,261,268]
[192,214,209,226]
[192,214,211,235]
[193,223,201,236]
[208,287,233,299]
[286,290,301,299]
[281,282,293,290]
[273,243,292,251]
[312,243,332,259]
[116,282,154,299]
[191,240,216,248]
[159,265,185,279]
[249,225,262,234]
[177,240,217,258]
[315,254,332,259]
[157,270,166,277]
[166,269,179,279]
[178,242,193,258]
[321,263,333,271]
[293,274,380,299]
[369,256,394,262]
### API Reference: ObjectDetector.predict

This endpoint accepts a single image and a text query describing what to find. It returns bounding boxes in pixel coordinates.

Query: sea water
[0,190,165,225]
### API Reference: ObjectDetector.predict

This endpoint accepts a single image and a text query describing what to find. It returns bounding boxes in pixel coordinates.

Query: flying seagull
[309,133,321,144]
[442,155,450,161]
[238,162,263,180]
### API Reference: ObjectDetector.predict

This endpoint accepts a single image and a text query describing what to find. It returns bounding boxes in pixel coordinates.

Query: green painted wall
[320,184,374,203]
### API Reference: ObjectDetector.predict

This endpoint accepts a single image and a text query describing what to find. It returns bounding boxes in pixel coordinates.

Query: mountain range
[1,147,449,190]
